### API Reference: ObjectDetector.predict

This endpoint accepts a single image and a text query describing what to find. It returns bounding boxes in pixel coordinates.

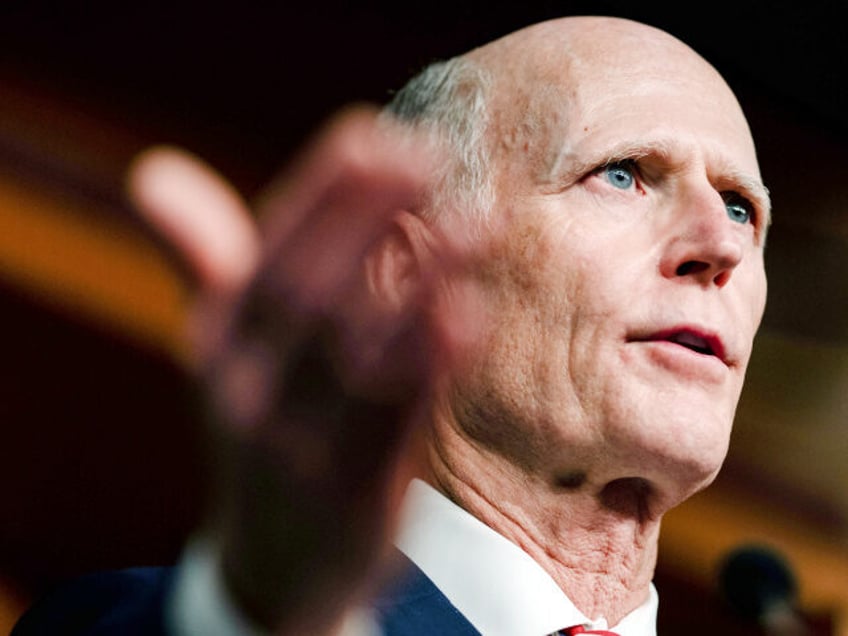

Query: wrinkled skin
[426,17,768,624]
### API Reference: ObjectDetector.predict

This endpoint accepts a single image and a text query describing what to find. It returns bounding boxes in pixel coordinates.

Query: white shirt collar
[394,479,658,636]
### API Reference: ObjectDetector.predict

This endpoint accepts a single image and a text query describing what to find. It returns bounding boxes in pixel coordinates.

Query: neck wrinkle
[425,414,661,626]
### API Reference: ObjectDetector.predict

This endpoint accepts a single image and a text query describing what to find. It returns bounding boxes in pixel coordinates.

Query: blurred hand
[126,106,477,634]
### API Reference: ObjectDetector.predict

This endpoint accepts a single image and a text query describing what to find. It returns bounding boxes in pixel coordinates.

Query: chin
[607,392,734,508]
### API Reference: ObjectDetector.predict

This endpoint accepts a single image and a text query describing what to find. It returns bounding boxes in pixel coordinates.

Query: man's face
[449,28,768,505]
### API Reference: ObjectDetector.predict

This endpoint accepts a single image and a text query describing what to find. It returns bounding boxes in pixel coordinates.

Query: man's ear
[364,210,437,312]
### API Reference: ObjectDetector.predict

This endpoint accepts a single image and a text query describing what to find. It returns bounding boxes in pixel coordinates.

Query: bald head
[466,15,736,128]
[462,17,760,206]
[386,15,763,226]
[467,15,714,72]
[393,12,768,515]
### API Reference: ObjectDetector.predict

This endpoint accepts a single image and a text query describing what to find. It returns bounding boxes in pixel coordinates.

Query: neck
[425,419,662,626]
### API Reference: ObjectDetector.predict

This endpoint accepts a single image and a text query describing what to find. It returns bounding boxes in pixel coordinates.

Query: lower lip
[628,340,727,382]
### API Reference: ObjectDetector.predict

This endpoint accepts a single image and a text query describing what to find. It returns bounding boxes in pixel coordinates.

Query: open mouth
[632,328,727,364]
[665,331,715,355]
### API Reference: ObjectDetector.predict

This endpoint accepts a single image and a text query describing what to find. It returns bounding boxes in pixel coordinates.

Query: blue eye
[722,192,753,224]
[602,161,636,190]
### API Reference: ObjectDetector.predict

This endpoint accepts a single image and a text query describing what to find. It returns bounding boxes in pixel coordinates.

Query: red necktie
[555,626,621,635]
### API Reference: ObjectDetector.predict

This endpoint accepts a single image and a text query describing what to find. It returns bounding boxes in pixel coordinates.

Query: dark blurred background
[0,2,846,633]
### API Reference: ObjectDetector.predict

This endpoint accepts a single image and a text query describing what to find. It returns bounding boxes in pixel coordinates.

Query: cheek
[751,266,768,327]
[552,237,644,336]
[466,210,651,378]
[482,217,641,382]
[478,230,622,404]
[729,258,767,364]
[451,226,587,432]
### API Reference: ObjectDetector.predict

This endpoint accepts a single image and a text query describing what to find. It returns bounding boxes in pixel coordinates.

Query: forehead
[564,73,762,184]
[480,20,766,208]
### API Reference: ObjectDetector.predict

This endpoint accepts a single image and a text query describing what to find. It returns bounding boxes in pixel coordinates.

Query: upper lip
[629,326,729,365]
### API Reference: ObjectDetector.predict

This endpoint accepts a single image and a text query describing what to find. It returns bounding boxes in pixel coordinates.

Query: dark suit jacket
[11,552,480,635]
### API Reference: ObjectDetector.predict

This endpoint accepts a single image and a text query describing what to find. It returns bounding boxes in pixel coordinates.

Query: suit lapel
[372,551,481,636]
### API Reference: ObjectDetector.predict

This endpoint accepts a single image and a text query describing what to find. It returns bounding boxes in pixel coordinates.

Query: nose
[659,189,745,289]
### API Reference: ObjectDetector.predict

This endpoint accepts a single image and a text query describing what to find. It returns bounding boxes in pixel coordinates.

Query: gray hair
[382,56,494,227]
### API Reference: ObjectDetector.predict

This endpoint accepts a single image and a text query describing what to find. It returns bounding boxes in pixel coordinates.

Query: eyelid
[597,157,640,172]
[598,158,646,191]
[714,169,771,228]
[585,157,638,181]
[722,190,756,222]
[721,190,769,244]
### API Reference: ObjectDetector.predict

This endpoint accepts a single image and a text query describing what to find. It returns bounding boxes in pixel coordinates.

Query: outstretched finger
[126,145,260,294]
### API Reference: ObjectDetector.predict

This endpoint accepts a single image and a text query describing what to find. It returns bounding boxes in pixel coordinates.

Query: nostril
[713,270,731,288]
[676,261,709,276]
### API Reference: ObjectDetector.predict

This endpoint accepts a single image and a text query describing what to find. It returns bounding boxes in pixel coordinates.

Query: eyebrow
[547,137,773,228]
[546,138,676,185]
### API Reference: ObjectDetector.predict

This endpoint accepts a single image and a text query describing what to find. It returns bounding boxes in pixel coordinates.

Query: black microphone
[718,544,811,635]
